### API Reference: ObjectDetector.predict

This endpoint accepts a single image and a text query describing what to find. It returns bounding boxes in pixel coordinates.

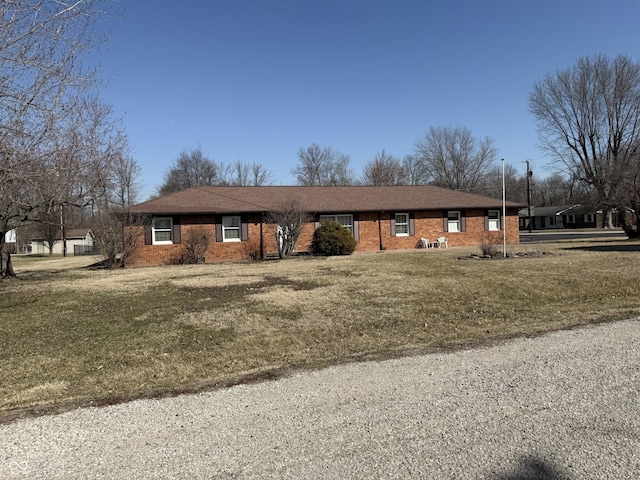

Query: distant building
[519,205,599,230]
[30,229,95,255]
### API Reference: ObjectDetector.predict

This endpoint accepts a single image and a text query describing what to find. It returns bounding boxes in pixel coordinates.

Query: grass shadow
[563,243,640,253]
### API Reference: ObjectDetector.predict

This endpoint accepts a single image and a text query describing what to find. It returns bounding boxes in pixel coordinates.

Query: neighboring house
[518,204,598,230]
[126,185,524,267]
[30,229,95,255]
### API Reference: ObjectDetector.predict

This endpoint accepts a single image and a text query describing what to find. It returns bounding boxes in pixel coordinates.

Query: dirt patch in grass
[2,240,640,423]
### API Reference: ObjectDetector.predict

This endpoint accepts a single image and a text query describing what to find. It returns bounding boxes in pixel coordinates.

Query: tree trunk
[618,210,640,239]
[0,247,16,278]
[603,208,614,229]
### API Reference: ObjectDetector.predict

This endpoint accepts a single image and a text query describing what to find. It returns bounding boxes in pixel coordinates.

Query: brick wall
[125,208,521,267]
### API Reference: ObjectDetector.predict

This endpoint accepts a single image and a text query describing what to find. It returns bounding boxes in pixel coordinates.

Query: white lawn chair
[420,237,431,249]
[437,236,448,248]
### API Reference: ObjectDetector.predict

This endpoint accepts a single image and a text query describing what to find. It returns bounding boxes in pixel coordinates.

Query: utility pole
[502,158,506,257]
[526,160,533,233]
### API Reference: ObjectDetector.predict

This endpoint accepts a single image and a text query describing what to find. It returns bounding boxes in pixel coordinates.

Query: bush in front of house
[170,227,211,264]
[479,232,503,258]
[311,220,357,256]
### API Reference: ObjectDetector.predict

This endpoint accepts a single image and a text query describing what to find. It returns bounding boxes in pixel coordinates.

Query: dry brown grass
[2,239,640,423]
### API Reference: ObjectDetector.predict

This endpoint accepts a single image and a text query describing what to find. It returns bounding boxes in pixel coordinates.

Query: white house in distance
[30,229,95,255]
[4,229,16,243]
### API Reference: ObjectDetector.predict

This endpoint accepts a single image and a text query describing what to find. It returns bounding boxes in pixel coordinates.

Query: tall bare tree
[529,54,640,229]
[91,149,146,268]
[107,154,142,208]
[361,150,408,185]
[0,1,119,277]
[401,154,429,185]
[220,160,273,186]
[158,147,220,196]
[480,163,526,202]
[293,143,354,186]
[414,126,497,191]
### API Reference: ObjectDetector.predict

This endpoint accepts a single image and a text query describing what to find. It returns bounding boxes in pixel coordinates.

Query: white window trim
[222,215,241,242]
[447,211,461,233]
[566,214,575,224]
[395,213,409,236]
[319,214,353,235]
[152,217,173,245]
[487,209,500,231]
[585,213,595,223]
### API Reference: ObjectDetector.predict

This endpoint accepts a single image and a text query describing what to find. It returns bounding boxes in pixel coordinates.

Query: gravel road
[2,319,639,479]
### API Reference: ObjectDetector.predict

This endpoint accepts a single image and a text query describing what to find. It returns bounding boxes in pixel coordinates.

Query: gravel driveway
[2,319,639,479]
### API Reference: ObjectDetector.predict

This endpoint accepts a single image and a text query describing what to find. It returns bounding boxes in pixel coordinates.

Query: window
[394,213,409,236]
[585,213,595,223]
[566,214,575,224]
[152,217,173,244]
[487,210,500,231]
[447,211,461,232]
[320,214,353,235]
[222,216,241,241]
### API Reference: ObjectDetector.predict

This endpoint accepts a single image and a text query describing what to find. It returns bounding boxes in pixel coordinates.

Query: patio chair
[437,236,448,248]
[419,237,431,249]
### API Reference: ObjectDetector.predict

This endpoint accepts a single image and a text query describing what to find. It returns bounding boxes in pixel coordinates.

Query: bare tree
[220,160,273,186]
[481,163,526,202]
[361,150,408,185]
[414,126,498,191]
[265,202,312,259]
[531,173,572,207]
[93,211,149,268]
[617,154,640,236]
[108,154,142,208]
[91,150,145,267]
[158,147,220,195]
[292,143,354,186]
[0,1,119,277]
[401,154,429,185]
[529,54,640,229]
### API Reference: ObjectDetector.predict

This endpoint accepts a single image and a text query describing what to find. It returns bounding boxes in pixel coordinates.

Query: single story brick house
[126,185,524,267]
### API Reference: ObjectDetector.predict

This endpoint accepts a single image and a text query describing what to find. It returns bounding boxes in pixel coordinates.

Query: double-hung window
[487,210,500,231]
[447,211,461,232]
[394,213,409,236]
[222,216,241,241]
[585,213,595,223]
[152,217,173,244]
[320,214,353,235]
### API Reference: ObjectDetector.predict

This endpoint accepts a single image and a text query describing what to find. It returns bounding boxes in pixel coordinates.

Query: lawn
[1,239,639,423]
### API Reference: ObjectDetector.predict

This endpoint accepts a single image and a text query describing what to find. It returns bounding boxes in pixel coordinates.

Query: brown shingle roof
[131,186,524,215]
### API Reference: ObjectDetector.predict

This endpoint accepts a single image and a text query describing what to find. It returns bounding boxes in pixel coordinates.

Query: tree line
[158,131,595,212]
[1,0,639,278]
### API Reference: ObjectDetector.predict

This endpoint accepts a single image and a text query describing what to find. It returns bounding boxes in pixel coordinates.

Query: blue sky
[95,1,640,200]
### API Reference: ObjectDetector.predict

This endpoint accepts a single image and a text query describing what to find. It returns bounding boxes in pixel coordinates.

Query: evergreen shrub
[311,220,357,256]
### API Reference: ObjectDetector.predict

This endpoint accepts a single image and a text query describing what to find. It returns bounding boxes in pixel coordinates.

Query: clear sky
[94,0,640,200]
